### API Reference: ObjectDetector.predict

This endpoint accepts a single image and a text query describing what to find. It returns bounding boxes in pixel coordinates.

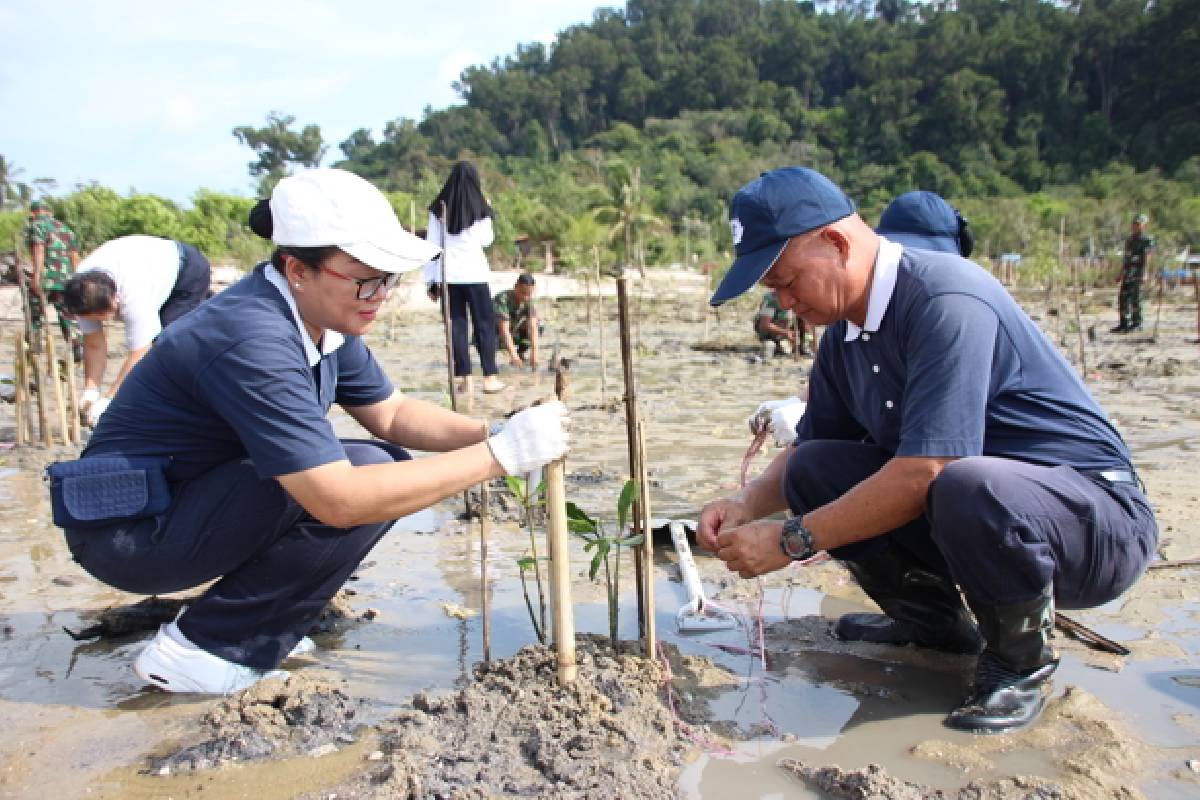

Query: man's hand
[715,520,790,578]
[509,354,524,368]
[79,388,100,415]
[747,397,806,447]
[697,497,755,552]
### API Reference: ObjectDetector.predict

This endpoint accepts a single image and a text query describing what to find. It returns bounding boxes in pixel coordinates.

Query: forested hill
[337,0,1196,207]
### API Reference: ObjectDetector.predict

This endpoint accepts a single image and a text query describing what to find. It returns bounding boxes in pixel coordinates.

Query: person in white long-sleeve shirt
[422,161,505,394]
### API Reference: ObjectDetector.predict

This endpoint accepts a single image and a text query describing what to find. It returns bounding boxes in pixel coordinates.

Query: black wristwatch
[780,516,816,561]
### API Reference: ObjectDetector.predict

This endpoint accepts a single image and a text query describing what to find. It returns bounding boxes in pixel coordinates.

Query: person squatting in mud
[698,167,1156,734]
[59,169,570,694]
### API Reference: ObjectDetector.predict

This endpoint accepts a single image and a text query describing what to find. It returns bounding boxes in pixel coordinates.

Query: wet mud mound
[779,761,1061,799]
[150,672,362,774]
[316,638,687,799]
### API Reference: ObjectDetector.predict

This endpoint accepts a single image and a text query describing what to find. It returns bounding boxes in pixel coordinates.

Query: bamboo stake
[703,271,711,341]
[14,332,27,447]
[63,330,80,444]
[545,369,575,684]
[438,204,459,413]
[594,246,608,403]
[479,421,492,665]
[45,328,67,446]
[635,419,656,660]
[615,277,647,634]
[1151,265,1165,342]
[16,265,48,446]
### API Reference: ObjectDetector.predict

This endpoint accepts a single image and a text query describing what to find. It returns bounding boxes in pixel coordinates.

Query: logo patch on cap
[730,218,743,246]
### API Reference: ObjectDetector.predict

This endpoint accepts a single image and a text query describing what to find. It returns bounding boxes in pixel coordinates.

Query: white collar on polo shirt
[845,237,903,342]
[264,264,345,367]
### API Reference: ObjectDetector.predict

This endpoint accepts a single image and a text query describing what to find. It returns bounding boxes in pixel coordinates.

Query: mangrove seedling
[508,473,548,643]
[567,479,643,651]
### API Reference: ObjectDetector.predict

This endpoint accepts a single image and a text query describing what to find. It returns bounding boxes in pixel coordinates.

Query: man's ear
[821,226,851,262]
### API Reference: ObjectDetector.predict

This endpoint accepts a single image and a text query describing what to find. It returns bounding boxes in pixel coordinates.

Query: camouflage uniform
[1117,232,1154,329]
[493,288,540,354]
[754,292,794,342]
[24,214,80,343]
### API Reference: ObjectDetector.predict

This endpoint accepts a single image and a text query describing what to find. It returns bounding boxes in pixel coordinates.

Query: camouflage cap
[29,199,50,213]
[1133,213,1149,224]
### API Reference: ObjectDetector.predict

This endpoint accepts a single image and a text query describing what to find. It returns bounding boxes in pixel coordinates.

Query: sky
[1,0,609,205]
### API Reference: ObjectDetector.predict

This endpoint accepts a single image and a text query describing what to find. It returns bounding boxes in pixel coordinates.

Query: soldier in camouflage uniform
[755,290,809,356]
[1112,213,1154,333]
[493,272,541,368]
[23,199,81,354]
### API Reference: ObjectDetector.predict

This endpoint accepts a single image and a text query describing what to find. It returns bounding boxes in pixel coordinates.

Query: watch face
[782,520,809,559]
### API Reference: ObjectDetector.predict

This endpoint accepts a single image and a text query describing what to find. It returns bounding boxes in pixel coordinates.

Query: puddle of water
[1,296,1198,798]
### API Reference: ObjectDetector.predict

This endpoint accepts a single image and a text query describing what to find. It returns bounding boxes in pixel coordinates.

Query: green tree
[233,111,328,195]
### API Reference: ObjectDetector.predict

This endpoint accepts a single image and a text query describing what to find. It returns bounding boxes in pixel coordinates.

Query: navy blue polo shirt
[797,247,1132,472]
[84,263,394,481]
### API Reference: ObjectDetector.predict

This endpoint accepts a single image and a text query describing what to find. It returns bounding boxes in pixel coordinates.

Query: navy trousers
[160,242,212,328]
[782,441,1157,609]
[66,440,409,669]
[448,282,499,377]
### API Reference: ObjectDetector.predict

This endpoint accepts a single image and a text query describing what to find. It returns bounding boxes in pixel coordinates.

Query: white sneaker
[287,636,316,658]
[134,623,288,695]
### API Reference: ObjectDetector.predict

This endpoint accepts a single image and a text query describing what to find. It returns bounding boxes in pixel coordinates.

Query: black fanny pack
[45,455,172,530]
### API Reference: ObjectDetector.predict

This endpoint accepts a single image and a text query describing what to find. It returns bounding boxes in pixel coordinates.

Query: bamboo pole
[438,204,459,412]
[479,423,492,665]
[63,330,80,444]
[635,420,656,660]
[14,332,27,447]
[594,246,608,403]
[545,369,575,684]
[44,328,67,446]
[15,264,48,446]
[615,277,648,635]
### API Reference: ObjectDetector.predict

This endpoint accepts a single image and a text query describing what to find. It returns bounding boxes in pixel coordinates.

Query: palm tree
[590,160,666,276]
[0,155,31,212]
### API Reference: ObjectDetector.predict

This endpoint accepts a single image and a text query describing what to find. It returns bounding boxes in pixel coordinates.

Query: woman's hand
[486,400,570,474]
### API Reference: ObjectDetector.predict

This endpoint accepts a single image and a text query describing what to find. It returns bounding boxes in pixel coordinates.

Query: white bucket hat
[270,168,440,274]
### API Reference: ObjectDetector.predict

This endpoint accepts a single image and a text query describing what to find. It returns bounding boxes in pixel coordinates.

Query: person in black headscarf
[423,161,505,393]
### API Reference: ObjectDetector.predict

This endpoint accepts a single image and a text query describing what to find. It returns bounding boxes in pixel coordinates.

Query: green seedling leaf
[569,518,598,534]
[589,552,603,581]
[516,556,536,570]
[620,534,645,547]
[617,479,639,532]
[582,539,598,551]
[566,501,596,525]
[535,479,546,497]
[505,475,526,500]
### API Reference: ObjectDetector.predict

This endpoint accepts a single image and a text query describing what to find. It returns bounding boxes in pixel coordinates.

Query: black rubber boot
[944,590,1059,734]
[834,548,983,655]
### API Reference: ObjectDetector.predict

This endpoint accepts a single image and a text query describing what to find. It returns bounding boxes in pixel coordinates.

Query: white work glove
[79,388,100,412]
[747,397,806,447]
[487,400,570,475]
[86,396,111,427]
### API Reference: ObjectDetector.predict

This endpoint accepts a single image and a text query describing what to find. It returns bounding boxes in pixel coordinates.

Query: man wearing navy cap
[698,167,1156,733]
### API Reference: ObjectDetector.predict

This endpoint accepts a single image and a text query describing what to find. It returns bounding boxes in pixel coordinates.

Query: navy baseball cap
[876,191,959,253]
[711,167,855,306]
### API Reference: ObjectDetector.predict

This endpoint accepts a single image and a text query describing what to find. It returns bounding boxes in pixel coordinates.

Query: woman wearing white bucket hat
[58,168,570,694]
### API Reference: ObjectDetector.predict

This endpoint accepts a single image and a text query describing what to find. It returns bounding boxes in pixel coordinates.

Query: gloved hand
[487,400,570,475]
[79,388,100,413]
[747,397,806,447]
[86,396,111,427]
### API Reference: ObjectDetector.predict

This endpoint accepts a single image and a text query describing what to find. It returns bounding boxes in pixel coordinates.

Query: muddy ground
[0,273,1198,799]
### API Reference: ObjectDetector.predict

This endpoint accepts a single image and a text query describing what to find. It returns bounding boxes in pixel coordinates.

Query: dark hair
[249,198,273,239]
[516,272,536,286]
[956,211,975,258]
[429,160,492,235]
[270,246,340,273]
[63,271,118,316]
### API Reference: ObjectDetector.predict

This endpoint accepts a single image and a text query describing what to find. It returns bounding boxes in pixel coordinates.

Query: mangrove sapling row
[567,479,643,651]
[509,473,548,643]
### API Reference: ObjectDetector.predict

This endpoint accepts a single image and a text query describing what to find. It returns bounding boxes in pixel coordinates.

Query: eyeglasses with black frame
[318,263,401,300]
